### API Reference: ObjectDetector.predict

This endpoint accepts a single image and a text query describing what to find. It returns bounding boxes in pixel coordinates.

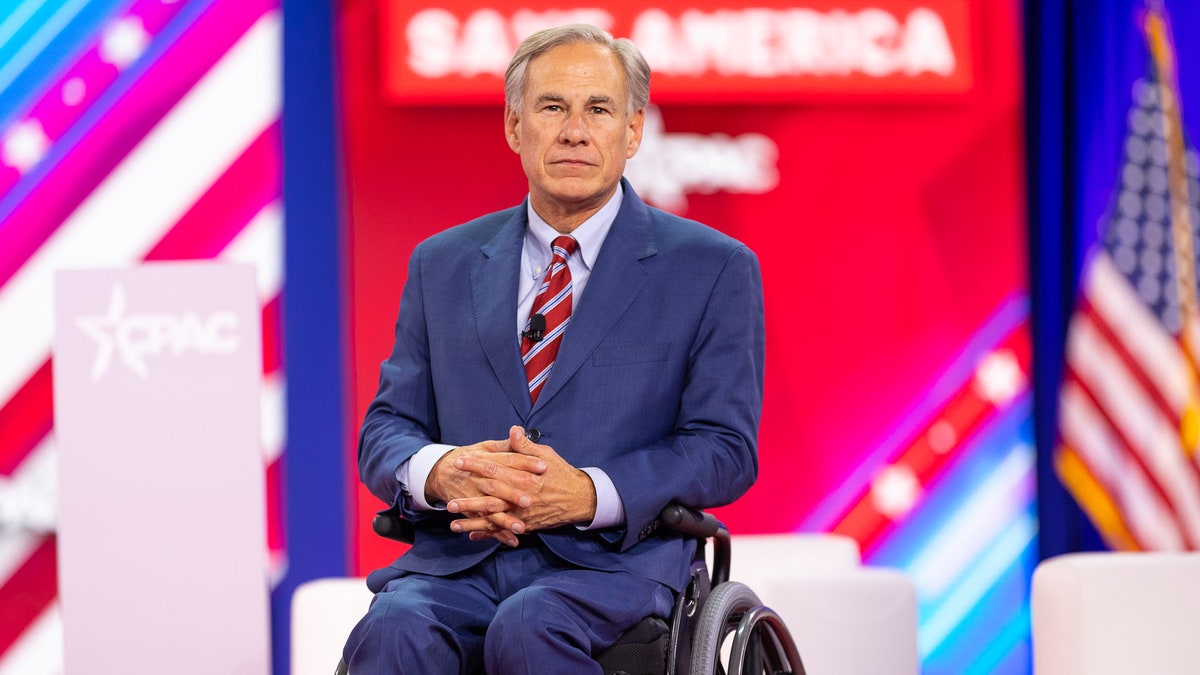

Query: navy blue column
[1026,0,1104,559]
[276,0,348,673]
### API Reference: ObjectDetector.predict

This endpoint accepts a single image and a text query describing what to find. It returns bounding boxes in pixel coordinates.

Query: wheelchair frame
[339,504,805,675]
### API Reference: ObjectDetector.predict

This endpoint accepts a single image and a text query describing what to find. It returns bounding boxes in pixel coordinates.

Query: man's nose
[558,113,589,144]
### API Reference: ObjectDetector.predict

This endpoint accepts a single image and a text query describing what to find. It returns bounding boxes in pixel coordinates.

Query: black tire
[689,581,761,675]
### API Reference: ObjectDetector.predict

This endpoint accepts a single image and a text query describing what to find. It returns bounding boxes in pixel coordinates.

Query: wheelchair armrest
[659,504,721,538]
[660,504,731,586]
[373,504,731,585]
[373,510,415,544]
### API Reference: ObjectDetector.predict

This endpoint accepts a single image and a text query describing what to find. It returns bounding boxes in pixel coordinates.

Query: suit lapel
[534,183,657,409]
[471,210,531,416]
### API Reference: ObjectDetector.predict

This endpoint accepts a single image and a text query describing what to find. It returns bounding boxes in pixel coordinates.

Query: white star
[870,464,921,520]
[76,284,145,380]
[2,119,50,172]
[973,349,1025,406]
[99,16,149,68]
[62,76,87,106]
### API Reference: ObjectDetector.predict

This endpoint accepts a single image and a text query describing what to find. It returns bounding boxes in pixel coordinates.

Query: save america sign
[380,0,975,103]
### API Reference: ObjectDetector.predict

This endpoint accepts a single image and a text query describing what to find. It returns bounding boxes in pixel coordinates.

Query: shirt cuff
[579,467,624,530]
[397,443,456,511]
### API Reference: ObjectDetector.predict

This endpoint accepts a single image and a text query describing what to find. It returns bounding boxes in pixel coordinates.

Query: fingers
[435,427,575,541]
[450,457,537,508]
[469,528,520,547]
[450,511,526,547]
[446,496,522,516]
[447,496,529,541]
[471,530,520,547]
[454,453,546,482]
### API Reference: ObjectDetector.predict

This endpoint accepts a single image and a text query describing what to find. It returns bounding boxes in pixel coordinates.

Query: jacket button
[526,428,541,442]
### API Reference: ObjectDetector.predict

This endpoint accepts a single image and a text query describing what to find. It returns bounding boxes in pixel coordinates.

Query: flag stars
[1123,164,1145,191]
[1146,165,1169,194]
[870,464,921,520]
[100,16,150,68]
[1134,79,1158,109]
[974,349,1024,406]
[2,119,50,172]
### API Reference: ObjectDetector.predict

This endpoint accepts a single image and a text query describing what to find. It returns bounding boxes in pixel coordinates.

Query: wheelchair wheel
[689,582,758,674]
[689,582,805,675]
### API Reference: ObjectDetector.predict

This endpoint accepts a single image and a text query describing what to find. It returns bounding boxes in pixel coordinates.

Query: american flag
[1056,8,1200,552]
[0,1,284,671]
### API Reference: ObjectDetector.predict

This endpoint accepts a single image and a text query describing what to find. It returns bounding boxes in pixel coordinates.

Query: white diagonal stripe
[261,371,285,464]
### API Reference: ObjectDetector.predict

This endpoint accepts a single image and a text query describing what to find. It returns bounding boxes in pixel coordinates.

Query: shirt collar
[524,182,623,272]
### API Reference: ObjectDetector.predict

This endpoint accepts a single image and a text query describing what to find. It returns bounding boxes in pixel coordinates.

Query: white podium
[53,262,271,674]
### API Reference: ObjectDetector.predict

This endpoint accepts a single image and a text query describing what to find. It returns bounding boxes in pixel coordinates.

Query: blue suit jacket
[359,180,765,592]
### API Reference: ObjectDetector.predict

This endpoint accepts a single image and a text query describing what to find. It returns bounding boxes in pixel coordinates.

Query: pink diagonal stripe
[0,537,56,656]
[0,362,52,476]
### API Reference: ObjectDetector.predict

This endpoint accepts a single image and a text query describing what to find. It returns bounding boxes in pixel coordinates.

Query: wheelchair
[337,504,805,675]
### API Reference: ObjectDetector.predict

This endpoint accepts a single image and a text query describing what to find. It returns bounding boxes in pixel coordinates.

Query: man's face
[505,41,644,229]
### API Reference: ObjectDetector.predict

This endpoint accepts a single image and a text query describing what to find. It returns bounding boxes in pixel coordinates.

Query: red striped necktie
[522,235,578,403]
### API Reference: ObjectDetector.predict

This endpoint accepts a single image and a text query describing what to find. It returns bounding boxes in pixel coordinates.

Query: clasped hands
[425,426,597,546]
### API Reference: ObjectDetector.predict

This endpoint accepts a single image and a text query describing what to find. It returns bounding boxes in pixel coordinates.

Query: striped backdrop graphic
[804,298,1038,673]
[0,0,284,671]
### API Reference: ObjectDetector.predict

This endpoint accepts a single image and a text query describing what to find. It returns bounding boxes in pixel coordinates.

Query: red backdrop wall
[337,0,1026,575]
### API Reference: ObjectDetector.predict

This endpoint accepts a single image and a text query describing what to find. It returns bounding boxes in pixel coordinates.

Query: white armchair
[291,577,373,675]
[1031,551,1200,674]
[731,533,920,675]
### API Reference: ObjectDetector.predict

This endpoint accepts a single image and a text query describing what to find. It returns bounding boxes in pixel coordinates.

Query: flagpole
[1144,2,1200,452]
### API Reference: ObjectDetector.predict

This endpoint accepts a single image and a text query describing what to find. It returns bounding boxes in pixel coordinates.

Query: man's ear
[504,105,521,153]
[625,107,645,158]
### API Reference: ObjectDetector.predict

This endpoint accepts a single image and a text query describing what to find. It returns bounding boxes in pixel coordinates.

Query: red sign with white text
[380,0,976,104]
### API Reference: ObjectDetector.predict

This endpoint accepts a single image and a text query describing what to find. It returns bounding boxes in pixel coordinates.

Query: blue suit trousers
[343,539,674,674]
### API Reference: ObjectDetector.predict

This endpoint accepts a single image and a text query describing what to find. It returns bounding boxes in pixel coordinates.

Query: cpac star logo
[76,283,242,381]
[625,106,779,213]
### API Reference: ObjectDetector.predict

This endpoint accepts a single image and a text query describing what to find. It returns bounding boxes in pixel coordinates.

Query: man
[343,23,765,673]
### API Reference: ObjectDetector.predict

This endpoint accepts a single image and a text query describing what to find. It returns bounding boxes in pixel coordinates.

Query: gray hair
[504,24,651,114]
